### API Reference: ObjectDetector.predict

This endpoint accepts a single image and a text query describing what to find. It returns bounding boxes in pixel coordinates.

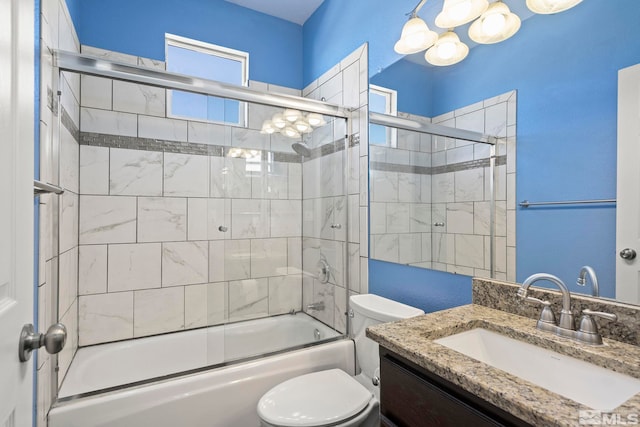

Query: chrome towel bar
[519,199,616,208]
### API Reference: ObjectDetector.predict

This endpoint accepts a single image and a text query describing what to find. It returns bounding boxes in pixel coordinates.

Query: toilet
[257,294,424,427]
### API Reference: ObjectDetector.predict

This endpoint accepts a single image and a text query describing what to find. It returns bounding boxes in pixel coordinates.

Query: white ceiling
[224,0,325,25]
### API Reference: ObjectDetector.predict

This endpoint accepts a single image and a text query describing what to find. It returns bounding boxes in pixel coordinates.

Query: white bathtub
[50,314,353,427]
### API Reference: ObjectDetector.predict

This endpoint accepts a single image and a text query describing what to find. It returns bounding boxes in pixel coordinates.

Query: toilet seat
[257,369,373,427]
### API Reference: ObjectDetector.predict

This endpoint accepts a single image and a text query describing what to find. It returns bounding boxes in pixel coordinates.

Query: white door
[616,63,640,305]
[0,0,36,425]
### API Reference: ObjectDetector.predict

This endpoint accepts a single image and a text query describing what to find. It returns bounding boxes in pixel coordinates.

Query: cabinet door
[380,355,507,427]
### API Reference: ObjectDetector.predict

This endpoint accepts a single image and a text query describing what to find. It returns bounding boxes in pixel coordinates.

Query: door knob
[620,248,637,260]
[18,323,67,362]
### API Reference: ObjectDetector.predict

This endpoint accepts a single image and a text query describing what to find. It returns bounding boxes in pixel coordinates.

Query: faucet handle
[577,309,617,345]
[581,309,617,322]
[517,290,556,325]
[517,289,551,307]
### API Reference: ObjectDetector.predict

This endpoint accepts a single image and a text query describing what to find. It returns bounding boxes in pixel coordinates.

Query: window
[165,33,248,125]
[369,84,397,147]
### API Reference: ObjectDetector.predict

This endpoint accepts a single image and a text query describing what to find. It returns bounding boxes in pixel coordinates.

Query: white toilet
[257,294,424,427]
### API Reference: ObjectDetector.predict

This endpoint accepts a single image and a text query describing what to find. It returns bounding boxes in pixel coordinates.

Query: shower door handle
[18,323,67,362]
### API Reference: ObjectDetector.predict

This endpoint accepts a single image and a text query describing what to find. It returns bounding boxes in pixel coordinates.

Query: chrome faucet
[306,301,325,312]
[576,265,599,297]
[517,273,617,345]
[518,273,574,330]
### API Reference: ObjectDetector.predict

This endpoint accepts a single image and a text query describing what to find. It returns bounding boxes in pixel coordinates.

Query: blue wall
[369,260,471,313]
[76,0,303,88]
[64,0,79,28]
[370,59,434,117]
[303,0,416,86]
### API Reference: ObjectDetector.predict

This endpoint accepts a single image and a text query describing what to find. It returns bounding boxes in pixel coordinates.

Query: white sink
[434,328,640,410]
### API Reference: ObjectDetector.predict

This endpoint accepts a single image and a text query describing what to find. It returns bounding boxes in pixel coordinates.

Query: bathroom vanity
[367,279,640,427]
[379,347,531,426]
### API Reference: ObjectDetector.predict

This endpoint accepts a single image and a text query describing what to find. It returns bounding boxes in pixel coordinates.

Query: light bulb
[448,0,472,21]
[437,41,457,60]
[283,109,301,122]
[482,12,506,36]
[425,31,468,66]
[272,113,286,129]
[468,1,520,44]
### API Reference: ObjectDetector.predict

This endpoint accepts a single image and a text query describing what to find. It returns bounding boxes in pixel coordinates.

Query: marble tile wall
[370,91,516,282]
[76,46,317,348]
[38,0,80,425]
[302,44,369,334]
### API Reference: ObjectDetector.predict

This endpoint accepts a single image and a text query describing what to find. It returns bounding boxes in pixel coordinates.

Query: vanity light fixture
[395,0,581,66]
[526,0,583,14]
[468,1,521,44]
[435,0,489,28]
[425,30,469,66]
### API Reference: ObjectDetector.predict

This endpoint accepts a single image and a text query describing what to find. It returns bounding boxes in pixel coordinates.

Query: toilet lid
[257,369,373,427]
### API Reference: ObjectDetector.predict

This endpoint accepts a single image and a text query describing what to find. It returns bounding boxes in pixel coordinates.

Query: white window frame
[165,33,249,126]
[369,84,398,147]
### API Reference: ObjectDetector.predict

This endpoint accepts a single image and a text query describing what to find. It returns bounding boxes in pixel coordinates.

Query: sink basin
[434,328,640,410]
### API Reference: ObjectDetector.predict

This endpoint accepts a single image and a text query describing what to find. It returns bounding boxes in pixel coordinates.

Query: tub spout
[306,301,325,311]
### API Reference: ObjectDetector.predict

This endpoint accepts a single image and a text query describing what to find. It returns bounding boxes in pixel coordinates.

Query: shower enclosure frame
[51,49,355,398]
[368,111,499,276]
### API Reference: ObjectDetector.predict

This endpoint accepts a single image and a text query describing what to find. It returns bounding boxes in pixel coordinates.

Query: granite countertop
[367,304,640,427]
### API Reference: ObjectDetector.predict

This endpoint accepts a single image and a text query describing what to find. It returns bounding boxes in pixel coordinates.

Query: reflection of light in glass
[282,126,301,139]
[272,113,287,129]
[307,113,326,127]
[295,119,311,133]
[284,109,301,122]
[260,120,276,134]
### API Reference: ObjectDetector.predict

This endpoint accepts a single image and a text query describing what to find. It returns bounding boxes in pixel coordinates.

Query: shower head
[291,142,312,157]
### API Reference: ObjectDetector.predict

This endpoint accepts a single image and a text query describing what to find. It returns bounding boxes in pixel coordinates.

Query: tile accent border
[371,155,506,175]
[80,131,352,164]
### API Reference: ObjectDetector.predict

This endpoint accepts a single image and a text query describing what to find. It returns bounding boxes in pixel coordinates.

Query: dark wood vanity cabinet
[379,348,533,427]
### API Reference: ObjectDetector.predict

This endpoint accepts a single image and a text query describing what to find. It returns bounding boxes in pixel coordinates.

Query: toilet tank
[350,294,423,381]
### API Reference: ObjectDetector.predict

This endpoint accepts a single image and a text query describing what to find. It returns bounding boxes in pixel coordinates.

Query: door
[0,0,36,425]
[616,63,640,304]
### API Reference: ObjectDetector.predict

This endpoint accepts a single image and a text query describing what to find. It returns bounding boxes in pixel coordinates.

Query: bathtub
[49,313,354,427]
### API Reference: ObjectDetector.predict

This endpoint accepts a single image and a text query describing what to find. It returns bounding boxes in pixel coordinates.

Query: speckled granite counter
[367,304,640,427]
